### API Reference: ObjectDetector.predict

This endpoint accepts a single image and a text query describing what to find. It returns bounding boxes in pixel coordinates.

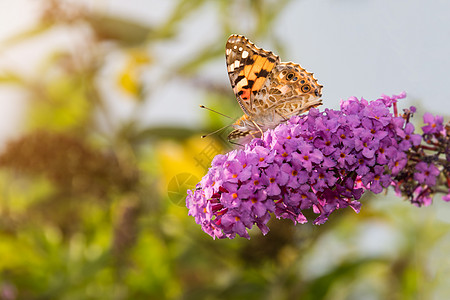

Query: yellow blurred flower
[118,49,152,99]
[156,136,224,205]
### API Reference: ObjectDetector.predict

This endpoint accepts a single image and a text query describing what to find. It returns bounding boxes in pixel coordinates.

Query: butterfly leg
[250,120,265,139]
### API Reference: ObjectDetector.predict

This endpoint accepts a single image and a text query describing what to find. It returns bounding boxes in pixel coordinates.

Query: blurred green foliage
[0,1,449,299]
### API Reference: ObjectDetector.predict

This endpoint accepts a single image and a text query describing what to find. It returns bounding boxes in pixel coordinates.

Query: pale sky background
[0,0,449,142]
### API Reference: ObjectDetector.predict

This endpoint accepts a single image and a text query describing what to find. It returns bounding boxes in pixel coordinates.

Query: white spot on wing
[234,60,240,68]
[233,45,237,49]
[239,47,243,51]
[280,86,289,94]
[242,50,249,59]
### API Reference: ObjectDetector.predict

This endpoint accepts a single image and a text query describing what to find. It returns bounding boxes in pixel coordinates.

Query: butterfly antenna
[201,123,233,138]
[229,140,244,147]
[200,105,233,119]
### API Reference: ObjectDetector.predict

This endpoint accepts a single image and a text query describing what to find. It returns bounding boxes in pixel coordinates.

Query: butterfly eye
[301,84,311,93]
[286,73,294,80]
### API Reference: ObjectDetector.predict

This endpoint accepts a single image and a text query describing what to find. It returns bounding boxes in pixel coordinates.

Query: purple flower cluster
[186,93,446,239]
[392,110,450,206]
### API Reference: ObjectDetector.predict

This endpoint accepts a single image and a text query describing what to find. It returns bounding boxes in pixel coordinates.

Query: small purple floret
[414,162,440,186]
[422,112,444,135]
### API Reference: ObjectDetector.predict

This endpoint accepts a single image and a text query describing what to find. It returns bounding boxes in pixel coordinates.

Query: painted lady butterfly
[226,34,323,142]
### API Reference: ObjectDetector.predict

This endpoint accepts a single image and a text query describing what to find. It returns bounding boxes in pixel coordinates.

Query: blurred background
[0,0,449,299]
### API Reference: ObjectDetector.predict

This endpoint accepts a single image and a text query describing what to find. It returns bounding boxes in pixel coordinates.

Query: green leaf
[156,0,208,38]
[86,14,155,47]
[0,21,53,50]
[302,258,386,300]
[132,126,200,143]
[27,76,91,131]
[0,71,28,85]
[176,43,223,75]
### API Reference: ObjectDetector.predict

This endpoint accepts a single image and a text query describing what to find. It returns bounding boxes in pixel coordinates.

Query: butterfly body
[226,34,323,142]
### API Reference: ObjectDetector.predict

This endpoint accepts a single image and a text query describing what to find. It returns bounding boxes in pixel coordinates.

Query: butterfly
[226,34,323,142]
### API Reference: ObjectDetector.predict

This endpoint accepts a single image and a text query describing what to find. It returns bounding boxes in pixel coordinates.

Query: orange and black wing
[226,34,280,117]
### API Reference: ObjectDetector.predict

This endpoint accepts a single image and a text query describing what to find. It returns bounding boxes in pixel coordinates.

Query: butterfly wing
[226,34,280,117]
[225,35,323,142]
[263,62,323,123]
